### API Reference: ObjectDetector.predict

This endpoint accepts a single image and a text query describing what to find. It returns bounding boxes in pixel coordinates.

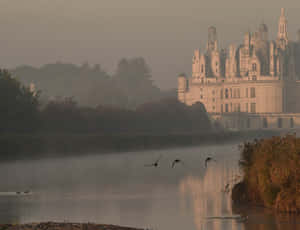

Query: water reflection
[179,158,243,230]
[0,144,299,230]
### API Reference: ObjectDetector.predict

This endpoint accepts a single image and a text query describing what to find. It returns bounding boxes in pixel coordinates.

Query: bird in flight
[144,155,162,168]
[204,157,216,168]
[172,159,184,168]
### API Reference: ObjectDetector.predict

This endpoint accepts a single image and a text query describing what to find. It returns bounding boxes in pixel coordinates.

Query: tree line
[0,69,212,135]
[13,57,175,109]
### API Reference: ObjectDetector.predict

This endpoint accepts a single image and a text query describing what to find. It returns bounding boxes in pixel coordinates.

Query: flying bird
[172,159,184,168]
[144,155,162,168]
[204,157,216,168]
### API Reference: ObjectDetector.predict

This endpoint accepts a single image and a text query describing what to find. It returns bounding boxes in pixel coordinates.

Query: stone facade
[178,8,300,130]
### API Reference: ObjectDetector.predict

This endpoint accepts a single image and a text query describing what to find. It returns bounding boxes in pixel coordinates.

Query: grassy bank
[0,130,280,161]
[232,135,300,213]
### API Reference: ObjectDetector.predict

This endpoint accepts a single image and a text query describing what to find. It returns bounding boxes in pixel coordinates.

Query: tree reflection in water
[179,156,300,230]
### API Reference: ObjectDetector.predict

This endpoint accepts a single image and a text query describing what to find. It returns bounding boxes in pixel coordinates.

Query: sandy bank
[0,222,144,230]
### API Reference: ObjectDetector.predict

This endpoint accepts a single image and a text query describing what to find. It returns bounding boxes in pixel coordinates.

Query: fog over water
[1,1,300,88]
[0,143,299,230]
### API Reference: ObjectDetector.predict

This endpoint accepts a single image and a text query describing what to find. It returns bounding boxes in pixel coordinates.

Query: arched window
[201,64,204,73]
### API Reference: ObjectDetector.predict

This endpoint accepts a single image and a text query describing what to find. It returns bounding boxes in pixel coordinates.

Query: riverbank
[0,222,143,230]
[232,135,300,213]
[0,130,281,161]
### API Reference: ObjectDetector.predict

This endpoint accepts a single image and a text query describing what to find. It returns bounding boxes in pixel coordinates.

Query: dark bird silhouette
[204,157,216,168]
[145,155,162,168]
[172,159,184,168]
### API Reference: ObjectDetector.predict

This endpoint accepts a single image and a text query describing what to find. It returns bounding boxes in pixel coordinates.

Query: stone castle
[178,8,300,130]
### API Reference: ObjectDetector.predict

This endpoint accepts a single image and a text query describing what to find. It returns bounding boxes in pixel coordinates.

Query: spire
[277,8,288,47]
[281,8,285,17]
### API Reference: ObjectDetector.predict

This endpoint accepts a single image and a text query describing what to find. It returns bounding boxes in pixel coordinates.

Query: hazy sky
[0,0,300,89]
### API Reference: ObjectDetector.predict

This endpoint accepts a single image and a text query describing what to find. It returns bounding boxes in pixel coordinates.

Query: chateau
[178,8,300,130]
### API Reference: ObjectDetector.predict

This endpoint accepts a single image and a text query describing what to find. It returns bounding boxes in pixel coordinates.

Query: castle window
[230,88,232,98]
[245,103,248,112]
[216,68,218,73]
[213,106,215,110]
[201,64,204,73]
[225,89,229,99]
[220,89,223,99]
[252,75,257,81]
[252,63,257,72]
[237,89,240,98]
[290,118,294,128]
[216,62,218,66]
[225,104,229,113]
[237,103,241,112]
[250,87,256,98]
[221,104,223,113]
[263,118,268,128]
[250,103,256,113]
[277,118,282,128]
[212,98,215,102]
[246,88,248,98]
[212,90,215,95]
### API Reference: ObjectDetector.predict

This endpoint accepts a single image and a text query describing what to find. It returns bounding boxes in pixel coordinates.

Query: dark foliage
[234,135,300,213]
[40,97,211,134]
[0,70,40,133]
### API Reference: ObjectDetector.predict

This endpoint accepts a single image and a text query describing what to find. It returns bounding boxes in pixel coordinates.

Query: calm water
[0,143,299,230]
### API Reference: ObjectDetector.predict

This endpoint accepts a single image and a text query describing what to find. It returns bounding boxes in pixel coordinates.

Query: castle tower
[244,32,251,48]
[192,49,201,78]
[259,23,268,41]
[178,74,188,103]
[206,26,218,53]
[226,44,238,78]
[277,8,288,49]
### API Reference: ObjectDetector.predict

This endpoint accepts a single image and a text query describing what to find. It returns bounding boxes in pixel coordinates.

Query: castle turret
[259,23,268,41]
[192,49,201,78]
[269,41,276,76]
[207,26,218,53]
[244,32,251,48]
[277,8,288,49]
[226,44,238,78]
[178,74,188,103]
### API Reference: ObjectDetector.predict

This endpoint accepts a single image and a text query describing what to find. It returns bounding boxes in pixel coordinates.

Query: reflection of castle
[179,163,242,230]
[178,9,300,130]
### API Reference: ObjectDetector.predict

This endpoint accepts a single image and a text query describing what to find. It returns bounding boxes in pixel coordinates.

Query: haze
[0,0,300,89]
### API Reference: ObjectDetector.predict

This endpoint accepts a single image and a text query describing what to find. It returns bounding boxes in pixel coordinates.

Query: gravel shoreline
[0,222,144,230]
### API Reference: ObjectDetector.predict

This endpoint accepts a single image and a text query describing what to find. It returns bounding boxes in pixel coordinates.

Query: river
[0,143,299,230]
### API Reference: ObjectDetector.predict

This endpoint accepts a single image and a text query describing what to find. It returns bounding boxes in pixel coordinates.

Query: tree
[113,57,161,108]
[0,70,40,133]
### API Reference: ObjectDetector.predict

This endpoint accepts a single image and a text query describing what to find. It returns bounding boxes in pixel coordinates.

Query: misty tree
[0,69,40,133]
[113,57,161,108]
